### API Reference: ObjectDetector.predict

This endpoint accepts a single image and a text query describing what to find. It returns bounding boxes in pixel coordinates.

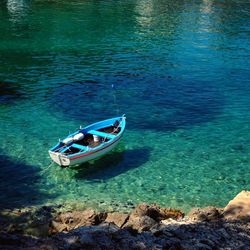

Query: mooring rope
[39,162,54,175]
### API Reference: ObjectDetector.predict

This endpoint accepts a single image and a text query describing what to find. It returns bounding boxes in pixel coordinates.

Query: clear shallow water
[0,0,249,211]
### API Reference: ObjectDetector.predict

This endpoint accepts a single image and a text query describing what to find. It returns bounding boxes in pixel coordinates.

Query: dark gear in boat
[113,120,120,128]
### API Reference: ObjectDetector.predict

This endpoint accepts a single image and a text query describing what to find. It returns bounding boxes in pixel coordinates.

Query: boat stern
[48,151,70,167]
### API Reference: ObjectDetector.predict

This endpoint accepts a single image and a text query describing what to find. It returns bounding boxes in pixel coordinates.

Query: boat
[48,115,126,167]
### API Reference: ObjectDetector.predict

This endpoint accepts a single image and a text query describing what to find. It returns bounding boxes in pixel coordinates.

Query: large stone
[223,190,250,220]
[159,207,184,220]
[105,212,129,228]
[122,204,184,232]
[50,220,67,233]
[130,204,184,222]
[53,209,107,232]
[123,215,157,232]
[59,210,94,224]
[130,203,151,218]
[188,206,222,222]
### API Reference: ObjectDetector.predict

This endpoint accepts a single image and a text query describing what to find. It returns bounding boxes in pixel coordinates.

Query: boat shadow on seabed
[71,146,151,181]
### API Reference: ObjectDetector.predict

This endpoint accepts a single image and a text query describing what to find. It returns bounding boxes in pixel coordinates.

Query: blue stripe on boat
[88,130,116,139]
[61,146,69,153]
[71,143,88,151]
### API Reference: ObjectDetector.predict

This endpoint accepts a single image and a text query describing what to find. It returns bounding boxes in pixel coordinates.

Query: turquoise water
[0,0,249,212]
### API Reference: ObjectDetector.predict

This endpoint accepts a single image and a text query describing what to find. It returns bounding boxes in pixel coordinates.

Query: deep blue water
[0,0,249,211]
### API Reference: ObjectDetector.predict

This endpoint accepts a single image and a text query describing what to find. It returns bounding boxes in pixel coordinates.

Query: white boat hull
[48,115,126,167]
[49,134,123,167]
[49,151,70,167]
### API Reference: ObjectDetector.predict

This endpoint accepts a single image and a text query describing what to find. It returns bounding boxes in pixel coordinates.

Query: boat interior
[61,125,121,155]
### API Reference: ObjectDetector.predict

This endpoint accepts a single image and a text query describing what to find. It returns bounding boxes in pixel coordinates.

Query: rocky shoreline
[0,191,250,249]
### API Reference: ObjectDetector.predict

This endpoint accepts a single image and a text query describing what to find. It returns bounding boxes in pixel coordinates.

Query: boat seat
[88,130,116,139]
[71,143,88,151]
[61,146,69,153]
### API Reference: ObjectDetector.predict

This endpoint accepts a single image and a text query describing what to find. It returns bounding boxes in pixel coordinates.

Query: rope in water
[39,162,54,175]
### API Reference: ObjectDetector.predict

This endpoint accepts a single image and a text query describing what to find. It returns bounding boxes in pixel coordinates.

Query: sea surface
[0,0,249,212]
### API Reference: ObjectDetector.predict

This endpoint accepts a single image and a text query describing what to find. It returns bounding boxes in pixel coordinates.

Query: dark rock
[125,226,138,236]
[199,239,216,248]
[24,222,50,237]
[163,238,183,250]
[131,241,147,250]
[0,232,57,249]
[111,227,133,240]
[232,144,245,152]
[150,223,174,237]
[217,228,230,240]
[171,228,188,240]
[59,223,118,250]
[194,242,213,250]
[127,201,134,206]
[0,232,22,246]
[95,212,108,224]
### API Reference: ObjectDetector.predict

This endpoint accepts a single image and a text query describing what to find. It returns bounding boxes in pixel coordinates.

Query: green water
[0,0,249,212]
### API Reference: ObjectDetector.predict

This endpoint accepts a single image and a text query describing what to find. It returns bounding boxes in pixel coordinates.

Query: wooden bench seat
[71,143,88,151]
[88,130,116,139]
